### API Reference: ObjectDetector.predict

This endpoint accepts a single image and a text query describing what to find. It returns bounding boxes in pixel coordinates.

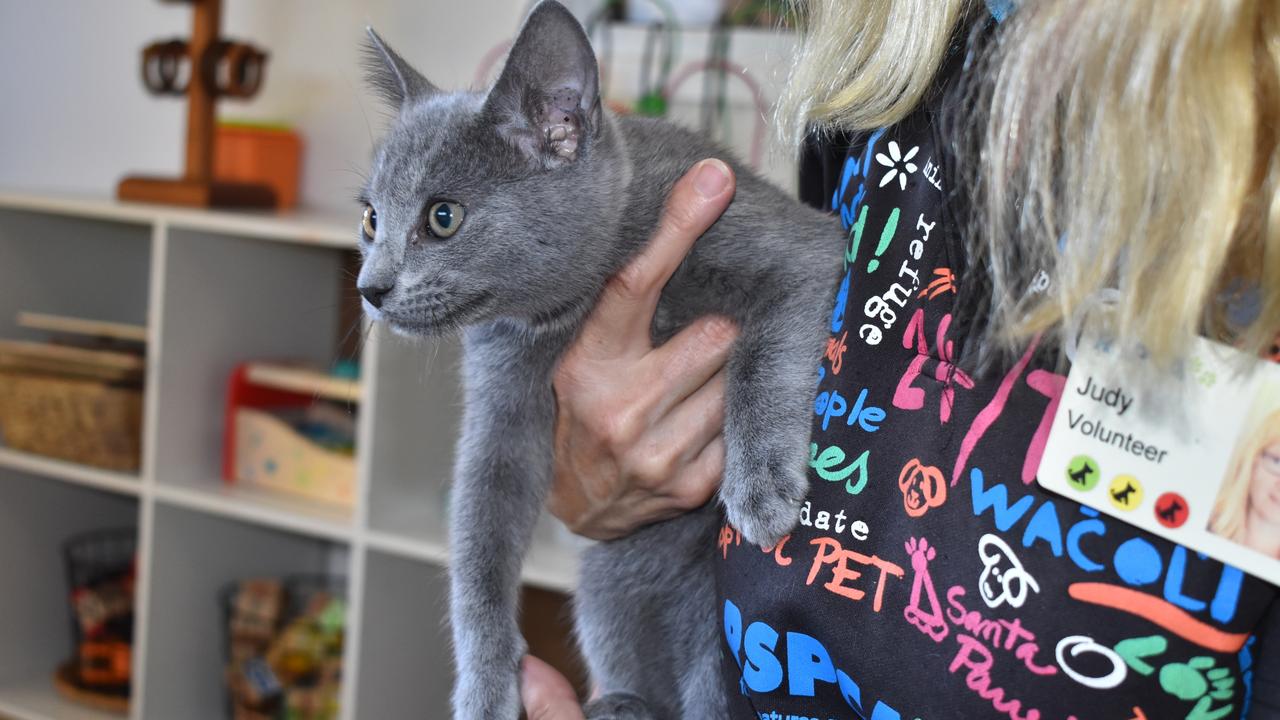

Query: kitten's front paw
[721,445,808,547]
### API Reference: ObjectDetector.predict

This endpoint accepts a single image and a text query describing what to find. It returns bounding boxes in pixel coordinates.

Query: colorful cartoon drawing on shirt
[825,330,848,375]
[976,533,1041,609]
[894,310,975,423]
[1160,656,1236,720]
[1114,635,1243,719]
[718,523,740,559]
[967,467,1252,636]
[899,458,946,517]
[1067,583,1250,654]
[830,270,850,335]
[851,210,939,347]
[717,523,794,568]
[876,141,920,191]
[832,128,886,229]
[903,536,948,642]
[845,203,901,274]
[919,268,956,300]
[922,155,944,191]
[1055,635,1128,690]
[949,633,1045,720]
[952,335,1067,486]
[806,537,903,611]
[808,441,871,496]
[945,586,1056,718]
[1116,634,1170,676]
[722,599,909,719]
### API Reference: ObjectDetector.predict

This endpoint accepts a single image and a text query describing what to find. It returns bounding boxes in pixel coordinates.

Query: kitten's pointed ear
[363,27,439,109]
[484,1,601,167]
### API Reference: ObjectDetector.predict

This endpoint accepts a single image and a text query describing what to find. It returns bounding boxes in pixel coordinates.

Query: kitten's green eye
[426,201,465,239]
[362,204,377,240]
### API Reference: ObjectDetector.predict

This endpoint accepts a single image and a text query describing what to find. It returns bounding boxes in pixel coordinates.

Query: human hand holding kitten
[549,160,740,540]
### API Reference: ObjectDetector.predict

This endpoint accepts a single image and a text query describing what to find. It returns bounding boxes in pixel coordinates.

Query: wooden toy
[240,657,284,706]
[225,578,345,719]
[224,363,358,508]
[78,640,132,687]
[117,0,275,208]
[230,579,285,644]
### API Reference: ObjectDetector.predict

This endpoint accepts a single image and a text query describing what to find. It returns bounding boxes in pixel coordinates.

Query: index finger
[573,158,736,360]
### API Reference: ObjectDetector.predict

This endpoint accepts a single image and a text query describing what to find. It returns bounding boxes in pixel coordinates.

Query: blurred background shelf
[0,192,354,249]
[0,191,581,720]
[0,471,138,720]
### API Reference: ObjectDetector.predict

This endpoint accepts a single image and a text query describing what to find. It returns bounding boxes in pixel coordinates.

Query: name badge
[1037,334,1280,583]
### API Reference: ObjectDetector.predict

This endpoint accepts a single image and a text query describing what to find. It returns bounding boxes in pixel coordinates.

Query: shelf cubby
[362,330,459,550]
[139,503,347,720]
[351,549,586,719]
[151,226,357,529]
[0,207,151,491]
[0,469,138,720]
[351,549,452,719]
[0,208,150,342]
[362,331,580,591]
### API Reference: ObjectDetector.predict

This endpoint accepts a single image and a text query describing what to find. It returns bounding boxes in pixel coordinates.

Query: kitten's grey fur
[358,3,841,718]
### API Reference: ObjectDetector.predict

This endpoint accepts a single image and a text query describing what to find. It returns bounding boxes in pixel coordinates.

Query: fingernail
[694,159,730,198]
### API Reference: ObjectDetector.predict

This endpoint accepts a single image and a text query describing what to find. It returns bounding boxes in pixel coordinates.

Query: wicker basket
[0,370,143,471]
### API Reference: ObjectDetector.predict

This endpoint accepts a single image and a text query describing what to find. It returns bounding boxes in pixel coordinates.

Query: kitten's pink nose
[359,282,393,309]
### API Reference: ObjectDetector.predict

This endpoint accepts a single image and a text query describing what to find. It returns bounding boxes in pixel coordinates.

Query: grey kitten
[358,3,841,718]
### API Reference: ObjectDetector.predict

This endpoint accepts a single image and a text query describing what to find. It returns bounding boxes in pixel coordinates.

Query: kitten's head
[358,0,620,337]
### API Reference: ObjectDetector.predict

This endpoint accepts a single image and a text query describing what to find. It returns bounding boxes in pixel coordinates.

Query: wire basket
[220,575,346,720]
[61,529,138,700]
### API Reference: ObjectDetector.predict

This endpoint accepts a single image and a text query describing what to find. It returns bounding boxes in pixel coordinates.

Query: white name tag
[1037,334,1280,583]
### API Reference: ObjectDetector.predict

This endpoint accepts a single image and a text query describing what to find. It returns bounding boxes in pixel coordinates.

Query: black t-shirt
[715,64,1280,719]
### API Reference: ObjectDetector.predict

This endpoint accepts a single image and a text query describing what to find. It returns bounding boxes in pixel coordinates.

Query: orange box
[215,122,302,209]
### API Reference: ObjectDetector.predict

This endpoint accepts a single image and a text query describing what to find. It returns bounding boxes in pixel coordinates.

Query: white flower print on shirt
[876,141,920,191]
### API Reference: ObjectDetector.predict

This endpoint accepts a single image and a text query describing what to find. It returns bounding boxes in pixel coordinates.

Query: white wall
[0,0,527,210]
[0,0,796,211]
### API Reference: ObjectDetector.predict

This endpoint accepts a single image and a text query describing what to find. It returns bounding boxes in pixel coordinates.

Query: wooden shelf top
[0,190,356,249]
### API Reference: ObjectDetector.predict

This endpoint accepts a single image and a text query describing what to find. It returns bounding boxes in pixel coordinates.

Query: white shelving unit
[0,191,579,720]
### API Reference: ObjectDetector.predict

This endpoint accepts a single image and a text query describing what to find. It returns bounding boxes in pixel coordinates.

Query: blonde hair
[1210,405,1280,544]
[776,0,972,137]
[778,0,1280,367]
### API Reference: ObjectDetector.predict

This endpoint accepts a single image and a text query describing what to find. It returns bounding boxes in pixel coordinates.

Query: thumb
[521,655,585,720]
[572,158,735,361]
